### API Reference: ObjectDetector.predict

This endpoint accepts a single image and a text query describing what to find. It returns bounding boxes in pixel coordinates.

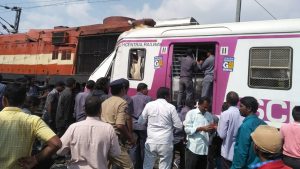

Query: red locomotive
[0,16,133,83]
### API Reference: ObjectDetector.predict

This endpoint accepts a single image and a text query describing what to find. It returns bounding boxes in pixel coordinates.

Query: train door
[168,42,216,107]
[89,49,116,81]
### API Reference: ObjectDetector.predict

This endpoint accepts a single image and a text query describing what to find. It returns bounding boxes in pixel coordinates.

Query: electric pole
[12,7,22,33]
[236,0,242,22]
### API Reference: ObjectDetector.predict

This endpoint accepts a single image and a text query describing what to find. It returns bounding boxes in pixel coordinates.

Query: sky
[0,0,300,33]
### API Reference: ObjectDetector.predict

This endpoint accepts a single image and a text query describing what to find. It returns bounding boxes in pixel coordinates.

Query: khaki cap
[251,125,282,153]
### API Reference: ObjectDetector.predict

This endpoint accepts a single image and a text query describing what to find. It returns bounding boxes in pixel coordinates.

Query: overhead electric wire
[3,0,69,5]
[0,5,10,9]
[253,0,277,20]
[0,5,17,14]
[21,0,120,9]
[1,0,119,12]
[0,16,15,29]
[0,20,10,33]
[23,0,85,9]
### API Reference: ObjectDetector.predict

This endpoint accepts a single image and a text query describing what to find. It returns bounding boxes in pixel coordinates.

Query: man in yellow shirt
[0,83,62,169]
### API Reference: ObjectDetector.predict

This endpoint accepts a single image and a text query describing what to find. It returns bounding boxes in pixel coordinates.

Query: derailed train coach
[90,17,300,128]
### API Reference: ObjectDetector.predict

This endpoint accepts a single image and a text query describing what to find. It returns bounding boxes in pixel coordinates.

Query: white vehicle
[90,17,300,127]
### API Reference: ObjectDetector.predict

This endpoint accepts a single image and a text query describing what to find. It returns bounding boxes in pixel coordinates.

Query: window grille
[249,47,292,90]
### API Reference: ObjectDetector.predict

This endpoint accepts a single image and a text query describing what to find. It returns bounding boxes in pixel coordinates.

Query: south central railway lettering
[121,42,161,47]
[257,99,295,123]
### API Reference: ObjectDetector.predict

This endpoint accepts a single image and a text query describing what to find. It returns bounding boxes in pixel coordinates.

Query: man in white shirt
[184,96,214,169]
[138,87,183,169]
[57,96,121,169]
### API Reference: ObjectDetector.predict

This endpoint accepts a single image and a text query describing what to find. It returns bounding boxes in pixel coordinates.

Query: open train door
[168,42,216,108]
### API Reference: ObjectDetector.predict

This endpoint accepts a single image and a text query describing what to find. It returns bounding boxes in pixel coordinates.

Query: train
[0,16,153,83]
[90,17,300,127]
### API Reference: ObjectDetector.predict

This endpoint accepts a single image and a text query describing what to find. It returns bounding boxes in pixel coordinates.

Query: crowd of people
[0,64,300,169]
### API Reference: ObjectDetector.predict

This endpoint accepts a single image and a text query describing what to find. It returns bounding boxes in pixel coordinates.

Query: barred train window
[61,50,71,60]
[52,50,58,60]
[249,47,292,90]
[128,49,146,80]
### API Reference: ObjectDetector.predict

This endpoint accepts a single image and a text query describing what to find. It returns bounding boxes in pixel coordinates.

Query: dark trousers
[185,148,207,169]
[283,155,300,169]
[172,141,185,169]
[32,158,54,169]
[177,78,194,108]
[201,79,213,99]
[134,130,147,169]
[42,112,57,132]
[207,145,221,169]
[221,157,232,169]
[207,135,222,169]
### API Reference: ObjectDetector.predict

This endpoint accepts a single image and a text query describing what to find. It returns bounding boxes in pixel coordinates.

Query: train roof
[119,18,300,39]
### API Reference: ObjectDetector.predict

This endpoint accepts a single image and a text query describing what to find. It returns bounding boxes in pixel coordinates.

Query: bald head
[226,91,239,106]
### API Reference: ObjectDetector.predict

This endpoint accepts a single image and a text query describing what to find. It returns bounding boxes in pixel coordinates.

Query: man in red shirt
[250,125,291,169]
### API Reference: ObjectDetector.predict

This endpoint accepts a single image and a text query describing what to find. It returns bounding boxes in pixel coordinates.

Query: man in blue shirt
[74,80,95,121]
[184,97,214,169]
[217,91,244,169]
[198,50,215,99]
[177,48,198,109]
[231,96,266,169]
[131,83,152,169]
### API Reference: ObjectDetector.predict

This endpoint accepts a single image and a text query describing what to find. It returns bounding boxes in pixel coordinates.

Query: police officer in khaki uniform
[101,79,135,169]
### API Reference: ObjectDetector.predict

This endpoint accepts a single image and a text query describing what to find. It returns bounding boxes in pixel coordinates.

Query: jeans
[143,143,173,169]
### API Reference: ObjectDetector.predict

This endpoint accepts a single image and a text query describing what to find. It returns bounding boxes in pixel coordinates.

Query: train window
[61,51,66,60]
[67,51,71,60]
[61,50,71,60]
[128,49,146,80]
[52,50,58,60]
[248,47,292,90]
